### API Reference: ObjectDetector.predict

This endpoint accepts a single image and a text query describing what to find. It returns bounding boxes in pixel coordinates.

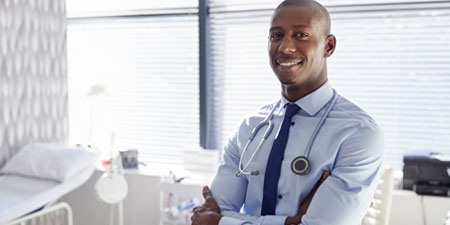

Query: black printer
[403,153,450,196]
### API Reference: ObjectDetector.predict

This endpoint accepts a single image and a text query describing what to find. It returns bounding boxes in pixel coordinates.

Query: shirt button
[290,122,295,126]
[277,194,283,199]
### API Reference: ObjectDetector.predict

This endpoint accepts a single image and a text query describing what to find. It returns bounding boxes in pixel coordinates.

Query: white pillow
[0,143,96,182]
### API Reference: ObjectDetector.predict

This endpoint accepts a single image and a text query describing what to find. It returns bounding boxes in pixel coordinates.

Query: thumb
[202,186,212,199]
[312,171,330,193]
[316,171,330,188]
[320,171,330,182]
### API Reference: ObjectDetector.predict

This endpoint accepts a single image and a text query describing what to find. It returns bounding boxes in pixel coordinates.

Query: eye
[295,33,309,38]
[269,33,282,40]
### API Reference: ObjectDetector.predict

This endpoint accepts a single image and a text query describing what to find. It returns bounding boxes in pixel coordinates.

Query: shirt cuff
[262,215,288,225]
[218,215,288,225]
[219,216,253,225]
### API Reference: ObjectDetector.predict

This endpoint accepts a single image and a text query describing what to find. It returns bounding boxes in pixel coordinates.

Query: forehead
[271,6,320,29]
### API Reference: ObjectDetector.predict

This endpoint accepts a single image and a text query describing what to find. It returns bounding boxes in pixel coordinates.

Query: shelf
[160,181,204,225]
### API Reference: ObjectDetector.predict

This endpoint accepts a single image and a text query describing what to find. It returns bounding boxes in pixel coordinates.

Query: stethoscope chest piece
[291,156,310,175]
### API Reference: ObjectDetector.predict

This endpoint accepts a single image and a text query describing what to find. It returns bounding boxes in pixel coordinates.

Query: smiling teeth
[278,61,301,66]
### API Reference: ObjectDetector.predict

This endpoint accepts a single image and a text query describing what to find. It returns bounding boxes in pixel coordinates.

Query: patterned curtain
[0,0,68,167]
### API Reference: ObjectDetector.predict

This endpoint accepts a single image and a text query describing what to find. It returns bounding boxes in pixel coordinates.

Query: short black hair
[276,0,331,35]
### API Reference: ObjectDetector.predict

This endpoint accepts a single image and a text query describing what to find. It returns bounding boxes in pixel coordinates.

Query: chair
[362,166,394,225]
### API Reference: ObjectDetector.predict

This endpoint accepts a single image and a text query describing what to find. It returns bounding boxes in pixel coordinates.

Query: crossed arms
[192,171,330,225]
[192,122,383,225]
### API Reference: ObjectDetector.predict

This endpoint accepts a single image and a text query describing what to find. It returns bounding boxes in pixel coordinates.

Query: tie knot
[285,104,300,118]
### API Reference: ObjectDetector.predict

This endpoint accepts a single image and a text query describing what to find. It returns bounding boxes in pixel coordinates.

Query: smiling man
[191,1,384,225]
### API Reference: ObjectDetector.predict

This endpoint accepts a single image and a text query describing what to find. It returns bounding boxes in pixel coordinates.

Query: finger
[192,206,204,213]
[316,170,330,187]
[191,215,198,225]
[202,186,212,199]
[321,170,330,179]
[193,208,205,214]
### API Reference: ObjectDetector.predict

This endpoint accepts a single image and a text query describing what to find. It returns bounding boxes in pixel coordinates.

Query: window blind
[209,0,450,12]
[67,0,198,17]
[209,0,450,170]
[67,4,199,170]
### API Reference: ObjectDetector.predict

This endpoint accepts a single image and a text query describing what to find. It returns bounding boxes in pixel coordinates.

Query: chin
[275,72,301,85]
[278,79,296,85]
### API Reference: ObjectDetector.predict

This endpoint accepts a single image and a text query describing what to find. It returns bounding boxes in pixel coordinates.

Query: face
[269,6,335,89]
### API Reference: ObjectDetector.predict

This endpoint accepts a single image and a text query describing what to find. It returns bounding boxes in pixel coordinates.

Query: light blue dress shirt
[210,81,384,225]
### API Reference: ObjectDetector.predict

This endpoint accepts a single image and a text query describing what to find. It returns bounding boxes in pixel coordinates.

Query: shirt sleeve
[210,123,288,225]
[300,122,385,225]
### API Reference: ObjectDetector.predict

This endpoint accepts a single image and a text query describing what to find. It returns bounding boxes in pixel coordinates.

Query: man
[192,0,384,224]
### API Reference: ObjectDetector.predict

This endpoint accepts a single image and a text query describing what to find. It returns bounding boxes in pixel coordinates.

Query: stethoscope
[235,90,338,177]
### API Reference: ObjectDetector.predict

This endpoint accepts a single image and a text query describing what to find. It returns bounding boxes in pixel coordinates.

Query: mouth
[275,59,304,71]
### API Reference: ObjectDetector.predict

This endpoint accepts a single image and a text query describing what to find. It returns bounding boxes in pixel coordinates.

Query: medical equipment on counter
[160,181,203,225]
[120,149,139,169]
[403,152,450,196]
[236,90,338,177]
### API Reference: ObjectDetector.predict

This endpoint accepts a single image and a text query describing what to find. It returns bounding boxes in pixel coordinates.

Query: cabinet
[389,190,450,225]
[159,181,204,225]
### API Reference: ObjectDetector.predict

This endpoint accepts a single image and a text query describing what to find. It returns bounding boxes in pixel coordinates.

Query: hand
[191,186,223,225]
[285,171,330,225]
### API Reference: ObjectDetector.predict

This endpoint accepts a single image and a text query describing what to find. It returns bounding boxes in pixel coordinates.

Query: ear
[324,34,336,58]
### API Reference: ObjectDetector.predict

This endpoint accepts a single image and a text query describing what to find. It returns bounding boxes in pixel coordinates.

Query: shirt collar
[280,81,334,116]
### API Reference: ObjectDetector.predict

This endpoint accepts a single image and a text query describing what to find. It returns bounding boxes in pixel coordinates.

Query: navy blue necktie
[261,103,300,215]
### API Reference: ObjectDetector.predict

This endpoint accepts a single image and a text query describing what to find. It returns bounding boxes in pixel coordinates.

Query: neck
[281,77,328,102]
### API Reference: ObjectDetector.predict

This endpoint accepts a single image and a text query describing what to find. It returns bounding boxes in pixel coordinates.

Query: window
[67,1,199,170]
[329,6,450,169]
[67,0,450,171]
[209,0,450,170]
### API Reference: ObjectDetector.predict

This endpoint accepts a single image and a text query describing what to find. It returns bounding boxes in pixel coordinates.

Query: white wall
[62,170,161,225]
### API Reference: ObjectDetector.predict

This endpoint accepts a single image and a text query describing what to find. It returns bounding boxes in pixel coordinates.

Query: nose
[279,36,296,54]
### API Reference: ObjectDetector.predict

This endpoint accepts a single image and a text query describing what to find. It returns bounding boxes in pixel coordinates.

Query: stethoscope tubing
[236,90,337,176]
[236,102,279,176]
[303,90,338,158]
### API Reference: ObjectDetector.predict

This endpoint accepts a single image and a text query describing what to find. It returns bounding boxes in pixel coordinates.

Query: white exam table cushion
[0,166,94,224]
[0,143,95,182]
